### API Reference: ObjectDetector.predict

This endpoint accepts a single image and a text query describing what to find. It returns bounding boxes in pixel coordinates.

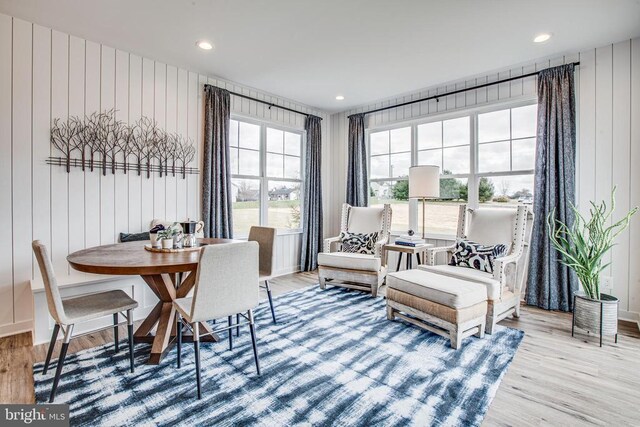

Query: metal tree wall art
[47,109,198,179]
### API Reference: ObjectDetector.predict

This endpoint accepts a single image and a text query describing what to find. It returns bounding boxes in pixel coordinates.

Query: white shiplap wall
[329,38,640,324]
[0,13,330,338]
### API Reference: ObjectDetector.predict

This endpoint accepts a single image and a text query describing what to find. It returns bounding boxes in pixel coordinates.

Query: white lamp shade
[409,165,440,198]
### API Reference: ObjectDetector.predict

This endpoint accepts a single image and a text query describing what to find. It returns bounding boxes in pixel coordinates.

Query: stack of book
[395,234,426,247]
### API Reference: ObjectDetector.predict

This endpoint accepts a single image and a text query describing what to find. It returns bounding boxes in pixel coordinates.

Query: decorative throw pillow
[449,238,509,274]
[340,231,380,255]
[119,231,150,242]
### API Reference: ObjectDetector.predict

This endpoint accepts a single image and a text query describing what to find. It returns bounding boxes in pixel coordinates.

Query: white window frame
[366,98,536,239]
[230,115,305,237]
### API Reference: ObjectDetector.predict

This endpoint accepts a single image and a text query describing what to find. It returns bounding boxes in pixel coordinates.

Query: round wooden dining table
[67,238,241,364]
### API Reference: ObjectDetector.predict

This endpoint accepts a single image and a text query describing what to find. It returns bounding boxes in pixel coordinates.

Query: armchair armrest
[492,252,523,297]
[425,245,456,266]
[374,236,389,262]
[323,236,342,253]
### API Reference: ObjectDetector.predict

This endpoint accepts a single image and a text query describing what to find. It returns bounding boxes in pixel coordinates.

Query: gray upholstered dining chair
[173,241,261,400]
[32,240,138,403]
[249,226,277,323]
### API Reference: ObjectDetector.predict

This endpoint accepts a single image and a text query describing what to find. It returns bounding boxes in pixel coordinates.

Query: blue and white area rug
[34,286,524,426]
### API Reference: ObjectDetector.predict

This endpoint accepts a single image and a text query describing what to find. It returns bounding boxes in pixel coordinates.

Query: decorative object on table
[149,224,165,248]
[421,205,533,334]
[318,203,392,297]
[409,165,440,239]
[180,220,203,248]
[547,187,637,346]
[33,286,523,426]
[144,244,202,253]
[151,219,205,238]
[395,233,426,247]
[407,229,415,236]
[48,109,198,178]
[157,223,182,250]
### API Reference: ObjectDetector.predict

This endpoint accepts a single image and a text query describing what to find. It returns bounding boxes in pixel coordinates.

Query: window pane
[370,155,389,179]
[440,175,468,200]
[512,137,536,171]
[390,152,411,178]
[417,122,441,150]
[512,104,537,139]
[239,122,260,150]
[479,175,534,206]
[421,199,467,236]
[390,127,411,153]
[370,131,389,156]
[443,117,470,147]
[238,148,260,176]
[230,147,239,175]
[266,128,283,153]
[370,181,409,232]
[267,152,284,178]
[284,155,301,179]
[284,132,301,156]
[232,178,260,237]
[418,149,442,169]
[230,120,239,147]
[443,146,470,174]
[478,141,510,173]
[268,181,301,230]
[478,109,510,143]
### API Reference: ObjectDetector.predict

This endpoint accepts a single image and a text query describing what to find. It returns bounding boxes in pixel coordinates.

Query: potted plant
[157,223,181,249]
[548,188,637,346]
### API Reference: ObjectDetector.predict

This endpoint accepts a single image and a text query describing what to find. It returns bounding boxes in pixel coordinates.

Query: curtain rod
[207,84,322,120]
[348,61,580,118]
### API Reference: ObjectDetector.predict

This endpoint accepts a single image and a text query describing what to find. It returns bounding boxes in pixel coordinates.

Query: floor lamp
[409,165,441,239]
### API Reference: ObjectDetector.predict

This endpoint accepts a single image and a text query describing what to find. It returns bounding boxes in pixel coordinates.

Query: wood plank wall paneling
[329,39,640,323]
[0,13,329,337]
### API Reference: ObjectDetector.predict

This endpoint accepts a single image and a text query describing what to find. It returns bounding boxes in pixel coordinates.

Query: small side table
[384,243,434,272]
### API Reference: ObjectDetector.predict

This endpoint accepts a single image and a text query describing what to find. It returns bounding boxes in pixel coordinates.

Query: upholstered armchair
[420,204,533,334]
[317,203,392,297]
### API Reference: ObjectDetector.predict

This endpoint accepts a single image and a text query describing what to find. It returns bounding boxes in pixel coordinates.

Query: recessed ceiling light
[196,40,213,50]
[533,33,552,43]
[335,95,345,100]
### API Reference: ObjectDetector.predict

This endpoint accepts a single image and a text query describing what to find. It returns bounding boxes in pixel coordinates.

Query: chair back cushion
[190,241,259,322]
[465,208,519,247]
[248,226,276,277]
[346,206,385,234]
[32,241,67,324]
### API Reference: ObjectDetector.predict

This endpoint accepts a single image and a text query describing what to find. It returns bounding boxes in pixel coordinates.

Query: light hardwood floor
[1,271,639,426]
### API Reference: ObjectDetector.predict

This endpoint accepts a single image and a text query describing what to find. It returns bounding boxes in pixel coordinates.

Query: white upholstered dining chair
[420,205,533,333]
[32,240,138,403]
[317,203,392,297]
[173,241,261,400]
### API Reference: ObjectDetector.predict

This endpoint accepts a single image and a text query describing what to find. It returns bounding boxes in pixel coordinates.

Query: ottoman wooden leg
[319,276,326,289]
[450,326,462,350]
[476,319,486,339]
[386,305,395,320]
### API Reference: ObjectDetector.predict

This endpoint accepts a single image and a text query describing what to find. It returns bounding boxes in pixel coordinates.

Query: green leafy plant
[547,187,637,300]
[157,222,181,240]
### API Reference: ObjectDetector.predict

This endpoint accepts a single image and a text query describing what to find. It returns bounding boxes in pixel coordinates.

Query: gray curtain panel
[526,64,578,311]
[202,85,233,238]
[346,113,368,207]
[300,115,323,271]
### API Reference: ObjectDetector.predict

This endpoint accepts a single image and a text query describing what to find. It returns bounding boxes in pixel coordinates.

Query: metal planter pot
[572,291,618,347]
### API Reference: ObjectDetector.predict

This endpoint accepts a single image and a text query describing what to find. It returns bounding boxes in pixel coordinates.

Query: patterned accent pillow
[339,231,380,255]
[449,238,510,274]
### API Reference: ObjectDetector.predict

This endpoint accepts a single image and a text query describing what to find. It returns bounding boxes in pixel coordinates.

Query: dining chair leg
[236,313,240,337]
[265,280,276,323]
[176,314,182,368]
[50,324,74,403]
[43,323,60,375]
[248,310,261,376]
[228,316,233,351]
[193,323,202,400]
[113,313,119,353]
[127,309,134,373]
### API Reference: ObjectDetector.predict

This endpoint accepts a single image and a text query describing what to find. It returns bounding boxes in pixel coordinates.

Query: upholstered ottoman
[386,269,488,349]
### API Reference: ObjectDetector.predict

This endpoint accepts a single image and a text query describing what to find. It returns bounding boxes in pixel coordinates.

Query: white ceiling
[1,0,639,112]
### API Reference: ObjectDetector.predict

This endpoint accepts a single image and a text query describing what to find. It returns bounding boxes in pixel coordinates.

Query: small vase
[572,291,618,346]
[150,233,158,247]
[161,238,174,249]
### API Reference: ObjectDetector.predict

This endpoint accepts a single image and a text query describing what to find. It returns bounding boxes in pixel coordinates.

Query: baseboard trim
[0,320,33,340]
[618,310,640,331]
